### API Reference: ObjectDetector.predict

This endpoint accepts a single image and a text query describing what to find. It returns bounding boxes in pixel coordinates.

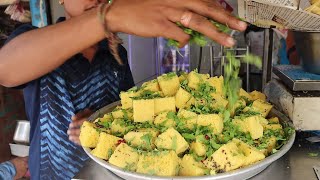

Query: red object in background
[286,31,300,65]
[218,0,234,13]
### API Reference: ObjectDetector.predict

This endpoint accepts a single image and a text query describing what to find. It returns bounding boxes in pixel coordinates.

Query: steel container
[13,120,30,145]
[83,101,295,180]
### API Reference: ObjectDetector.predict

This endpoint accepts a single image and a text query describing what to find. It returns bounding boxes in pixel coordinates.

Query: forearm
[0,8,105,87]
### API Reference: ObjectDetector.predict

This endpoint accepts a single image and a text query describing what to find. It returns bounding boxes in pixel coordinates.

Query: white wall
[49,0,65,23]
[124,35,157,86]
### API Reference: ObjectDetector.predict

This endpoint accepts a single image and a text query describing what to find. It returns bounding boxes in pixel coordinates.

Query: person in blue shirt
[0,0,246,179]
[0,157,28,180]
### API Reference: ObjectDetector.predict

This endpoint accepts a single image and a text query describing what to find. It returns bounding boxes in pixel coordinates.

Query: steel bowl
[13,120,30,145]
[83,101,296,180]
[293,31,320,74]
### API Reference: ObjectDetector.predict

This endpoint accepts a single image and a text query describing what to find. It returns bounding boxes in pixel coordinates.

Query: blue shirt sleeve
[0,161,16,179]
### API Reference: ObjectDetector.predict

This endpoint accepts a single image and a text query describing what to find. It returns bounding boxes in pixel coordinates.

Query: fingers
[69,109,91,145]
[67,128,80,136]
[67,128,81,145]
[69,118,86,129]
[69,136,81,145]
[159,20,190,47]
[188,13,235,47]
[165,8,235,47]
[71,108,92,121]
[175,0,247,31]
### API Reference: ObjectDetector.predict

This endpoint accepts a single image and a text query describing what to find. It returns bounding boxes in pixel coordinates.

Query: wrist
[97,2,123,65]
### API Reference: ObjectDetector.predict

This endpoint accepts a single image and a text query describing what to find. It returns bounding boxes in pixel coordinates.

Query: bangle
[98,2,123,65]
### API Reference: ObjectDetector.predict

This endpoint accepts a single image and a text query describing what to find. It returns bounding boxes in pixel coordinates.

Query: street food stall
[0,0,319,179]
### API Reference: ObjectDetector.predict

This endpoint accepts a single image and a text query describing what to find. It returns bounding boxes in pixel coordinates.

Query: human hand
[105,0,247,47]
[68,108,93,145]
[10,157,28,180]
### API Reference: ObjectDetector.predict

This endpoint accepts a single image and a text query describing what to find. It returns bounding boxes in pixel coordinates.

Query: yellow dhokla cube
[154,111,176,128]
[136,151,180,176]
[232,119,249,132]
[258,117,269,126]
[187,71,210,90]
[141,79,160,92]
[110,119,133,136]
[175,87,193,109]
[179,154,209,176]
[239,88,253,102]
[79,121,100,148]
[141,80,160,92]
[154,97,176,115]
[232,138,265,166]
[252,99,273,118]
[157,73,180,96]
[111,108,124,119]
[111,108,133,120]
[179,72,188,82]
[197,114,223,135]
[203,141,246,172]
[94,113,112,123]
[108,143,140,171]
[207,76,224,95]
[190,141,207,157]
[231,98,246,117]
[244,116,264,139]
[260,136,277,155]
[268,117,280,124]
[177,109,198,130]
[210,93,228,109]
[250,90,266,101]
[124,129,159,150]
[155,127,189,155]
[133,99,155,122]
[91,132,122,160]
[120,91,136,109]
[100,113,112,122]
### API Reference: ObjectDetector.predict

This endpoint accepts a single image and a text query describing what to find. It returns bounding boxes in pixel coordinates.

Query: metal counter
[73,132,320,180]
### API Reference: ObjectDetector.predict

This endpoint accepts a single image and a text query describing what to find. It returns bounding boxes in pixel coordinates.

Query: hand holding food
[105,0,247,47]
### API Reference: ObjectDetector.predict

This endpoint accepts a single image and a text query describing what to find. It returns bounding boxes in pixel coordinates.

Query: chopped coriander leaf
[182,133,196,142]
[147,169,156,175]
[210,139,221,150]
[128,86,139,92]
[140,133,153,148]
[122,109,129,119]
[191,152,206,162]
[308,153,318,157]
[172,135,178,151]
[206,147,214,157]
[123,163,136,171]
[95,128,102,133]
[163,72,177,80]
[96,121,112,129]
[271,149,278,154]
[131,90,162,100]
[107,149,113,158]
